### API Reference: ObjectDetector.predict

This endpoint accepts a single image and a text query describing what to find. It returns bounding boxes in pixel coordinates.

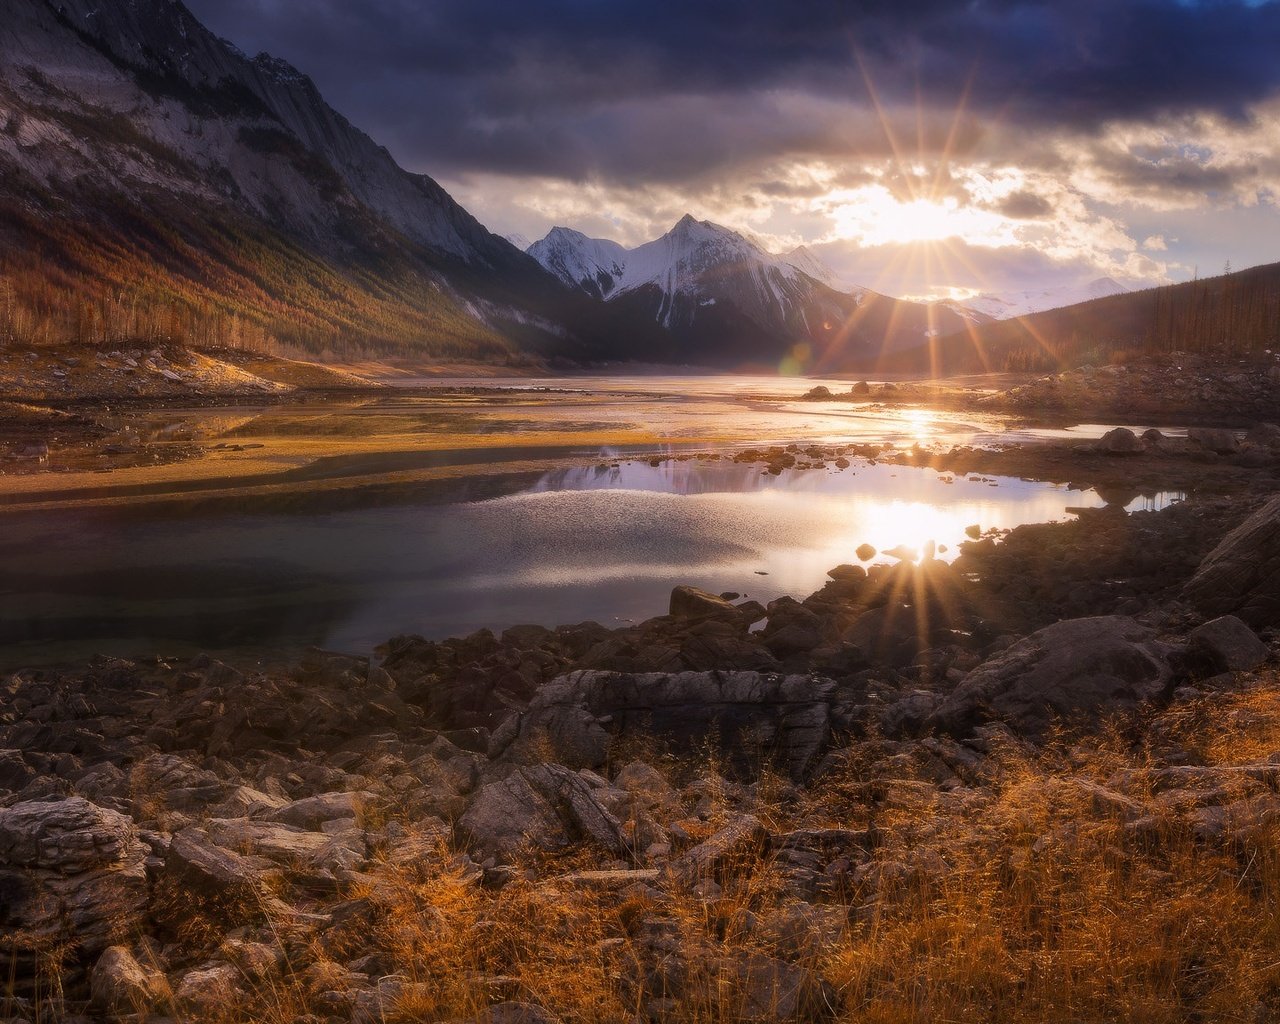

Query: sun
[820,184,1020,249]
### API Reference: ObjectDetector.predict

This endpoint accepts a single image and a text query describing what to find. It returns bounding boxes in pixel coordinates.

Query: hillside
[0,0,629,363]
[888,261,1280,375]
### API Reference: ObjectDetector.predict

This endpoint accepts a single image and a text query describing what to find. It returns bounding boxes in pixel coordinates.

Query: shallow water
[0,453,1181,670]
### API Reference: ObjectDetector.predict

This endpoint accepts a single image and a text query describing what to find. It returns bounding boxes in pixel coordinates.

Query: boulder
[161,827,279,924]
[458,771,568,858]
[1187,426,1240,454]
[90,946,171,1014]
[492,670,839,780]
[1096,426,1142,454]
[0,797,138,872]
[1247,422,1280,447]
[174,963,244,1011]
[459,764,628,859]
[929,616,1174,739]
[1184,494,1280,627]
[669,585,742,622]
[1188,615,1269,672]
[0,798,150,966]
[855,543,877,561]
[262,791,372,830]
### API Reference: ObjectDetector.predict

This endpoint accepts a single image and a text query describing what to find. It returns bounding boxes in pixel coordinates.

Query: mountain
[528,216,987,369]
[887,261,1280,374]
[954,277,1129,321]
[0,0,613,360]
[527,227,629,301]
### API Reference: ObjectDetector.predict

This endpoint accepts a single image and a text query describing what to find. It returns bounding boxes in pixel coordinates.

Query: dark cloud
[996,191,1055,219]
[184,0,1280,183]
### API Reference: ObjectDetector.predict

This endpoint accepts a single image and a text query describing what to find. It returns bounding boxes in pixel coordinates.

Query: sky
[186,0,1280,301]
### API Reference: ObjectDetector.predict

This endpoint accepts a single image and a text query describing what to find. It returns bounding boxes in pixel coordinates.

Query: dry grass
[15,681,1280,1023]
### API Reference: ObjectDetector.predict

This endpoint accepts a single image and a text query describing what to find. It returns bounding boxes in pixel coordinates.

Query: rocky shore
[7,480,1280,1021]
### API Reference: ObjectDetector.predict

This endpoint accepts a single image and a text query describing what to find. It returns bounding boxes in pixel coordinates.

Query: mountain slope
[0,0,611,360]
[954,277,1129,321]
[529,216,986,369]
[888,262,1280,374]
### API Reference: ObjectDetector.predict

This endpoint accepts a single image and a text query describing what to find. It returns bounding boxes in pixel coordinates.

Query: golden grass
[15,680,1280,1023]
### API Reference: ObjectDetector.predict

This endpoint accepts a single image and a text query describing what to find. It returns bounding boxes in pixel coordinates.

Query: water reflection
[0,457,1181,670]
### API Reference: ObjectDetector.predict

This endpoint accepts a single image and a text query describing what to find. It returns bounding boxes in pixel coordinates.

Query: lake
[0,386,1181,669]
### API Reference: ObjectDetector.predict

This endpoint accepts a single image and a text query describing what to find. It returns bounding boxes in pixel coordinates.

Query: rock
[883,544,918,563]
[494,670,839,780]
[669,585,742,622]
[459,771,568,858]
[826,563,866,582]
[614,761,675,809]
[1247,422,1280,447]
[0,797,137,872]
[474,1002,560,1024]
[1184,494,1280,627]
[855,543,877,561]
[716,952,822,1021]
[263,791,371,830]
[670,814,767,884]
[803,385,833,399]
[1096,426,1142,454]
[90,946,171,1014]
[1187,426,1240,454]
[174,963,244,1011]
[1188,615,1269,672]
[0,798,150,966]
[161,827,279,922]
[929,616,1174,739]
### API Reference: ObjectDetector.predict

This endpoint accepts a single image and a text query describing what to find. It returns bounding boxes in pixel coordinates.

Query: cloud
[184,0,1280,295]
[188,0,1280,183]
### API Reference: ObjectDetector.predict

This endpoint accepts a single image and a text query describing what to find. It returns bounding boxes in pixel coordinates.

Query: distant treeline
[891,261,1280,374]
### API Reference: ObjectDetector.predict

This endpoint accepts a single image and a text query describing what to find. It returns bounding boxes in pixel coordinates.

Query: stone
[162,827,279,921]
[0,797,138,872]
[174,963,244,1010]
[716,952,821,1022]
[670,814,767,884]
[1184,495,1280,627]
[826,563,866,582]
[855,543,877,561]
[263,791,372,830]
[494,670,838,780]
[1188,615,1269,672]
[90,946,171,1014]
[1247,422,1280,447]
[929,616,1174,739]
[1096,426,1142,454]
[1187,426,1240,454]
[474,1002,560,1024]
[614,761,675,809]
[0,798,150,964]
[459,771,569,858]
[669,585,742,622]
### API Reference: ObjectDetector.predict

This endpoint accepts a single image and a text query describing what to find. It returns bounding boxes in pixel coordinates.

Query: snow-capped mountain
[527,227,629,300]
[956,278,1129,321]
[528,216,982,366]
